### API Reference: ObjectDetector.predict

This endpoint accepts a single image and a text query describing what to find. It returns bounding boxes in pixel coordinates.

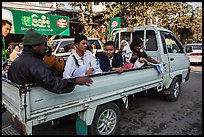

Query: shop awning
[2,8,70,36]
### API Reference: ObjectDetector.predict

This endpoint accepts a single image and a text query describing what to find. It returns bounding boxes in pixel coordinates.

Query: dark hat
[22,29,46,45]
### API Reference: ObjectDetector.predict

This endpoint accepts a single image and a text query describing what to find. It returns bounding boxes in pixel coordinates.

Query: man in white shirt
[63,35,97,78]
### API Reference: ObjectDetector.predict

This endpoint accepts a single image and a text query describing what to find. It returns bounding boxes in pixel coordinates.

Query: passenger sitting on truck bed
[118,40,132,64]
[8,29,93,94]
[130,37,159,64]
[63,34,98,78]
[98,41,123,73]
[117,40,133,69]
[2,61,10,78]
[43,46,65,77]
[133,50,148,69]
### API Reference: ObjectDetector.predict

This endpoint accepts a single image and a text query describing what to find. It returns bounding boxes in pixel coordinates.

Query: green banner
[2,8,70,36]
[110,17,121,34]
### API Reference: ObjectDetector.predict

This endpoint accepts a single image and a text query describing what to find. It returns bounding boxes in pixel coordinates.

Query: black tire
[165,77,181,102]
[89,102,120,135]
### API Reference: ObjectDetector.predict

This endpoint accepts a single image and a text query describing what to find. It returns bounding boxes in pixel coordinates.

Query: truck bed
[2,66,163,127]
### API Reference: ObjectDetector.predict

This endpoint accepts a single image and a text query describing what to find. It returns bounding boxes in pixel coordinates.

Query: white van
[185,43,202,63]
[48,38,103,60]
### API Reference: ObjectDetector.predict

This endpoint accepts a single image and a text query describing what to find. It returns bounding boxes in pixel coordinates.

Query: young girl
[120,40,132,63]
[119,40,134,69]
[133,50,148,69]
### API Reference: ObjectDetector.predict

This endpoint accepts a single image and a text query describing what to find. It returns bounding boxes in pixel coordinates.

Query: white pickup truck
[2,25,190,135]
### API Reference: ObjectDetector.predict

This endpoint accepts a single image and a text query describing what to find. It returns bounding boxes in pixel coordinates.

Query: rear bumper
[189,56,202,63]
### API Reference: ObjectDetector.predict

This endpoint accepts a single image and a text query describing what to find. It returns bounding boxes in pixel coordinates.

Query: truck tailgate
[2,79,21,118]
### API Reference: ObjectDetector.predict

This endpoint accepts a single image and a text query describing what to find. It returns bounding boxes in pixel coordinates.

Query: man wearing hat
[8,29,93,94]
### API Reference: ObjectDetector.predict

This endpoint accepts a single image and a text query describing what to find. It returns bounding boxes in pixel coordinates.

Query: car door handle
[170,58,174,61]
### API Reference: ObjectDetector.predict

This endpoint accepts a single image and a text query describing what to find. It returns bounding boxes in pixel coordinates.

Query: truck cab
[110,25,190,89]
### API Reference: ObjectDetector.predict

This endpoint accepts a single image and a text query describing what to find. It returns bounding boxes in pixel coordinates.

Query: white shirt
[133,58,145,69]
[121,40,132,63]
[63,50,97,78]
[109,56,113,67]
[92,48,97,58]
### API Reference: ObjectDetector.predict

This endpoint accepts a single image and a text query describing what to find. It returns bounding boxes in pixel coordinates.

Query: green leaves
[68,2,201,43]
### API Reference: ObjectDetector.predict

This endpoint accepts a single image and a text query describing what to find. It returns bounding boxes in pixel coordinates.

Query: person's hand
[58,57,64,62]
[75,77,93,86]
[85,68,94,75]
[112,67,123,73]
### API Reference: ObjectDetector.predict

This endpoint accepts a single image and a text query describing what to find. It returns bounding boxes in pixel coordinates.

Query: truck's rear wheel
[89,102,120,135]
[165,77,181,102]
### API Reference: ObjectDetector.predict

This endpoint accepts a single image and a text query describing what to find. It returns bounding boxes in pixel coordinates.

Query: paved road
[2,65,202,135]
[190,64,202,72]
[117,65,202,135]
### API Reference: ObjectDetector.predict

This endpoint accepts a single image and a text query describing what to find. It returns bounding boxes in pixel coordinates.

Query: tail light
[189,53,202,56]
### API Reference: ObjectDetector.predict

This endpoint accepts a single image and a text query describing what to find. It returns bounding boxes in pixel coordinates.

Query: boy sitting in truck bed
[98,41,123,73]
[63,34,98,78]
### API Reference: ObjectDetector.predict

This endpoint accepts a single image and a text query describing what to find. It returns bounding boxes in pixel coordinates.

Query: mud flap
[185,67,191,82]
[122,95,128,109]
[76,118,88,135]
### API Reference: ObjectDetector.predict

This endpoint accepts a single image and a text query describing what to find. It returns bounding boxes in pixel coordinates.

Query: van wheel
[165,77,181,102]
[89,102,120,135]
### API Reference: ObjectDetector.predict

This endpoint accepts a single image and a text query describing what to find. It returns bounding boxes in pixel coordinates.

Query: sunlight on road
[190,65,202,72]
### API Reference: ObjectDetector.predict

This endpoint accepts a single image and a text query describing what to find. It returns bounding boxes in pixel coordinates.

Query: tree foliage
[69,2,95,37]
[68,2,202,43]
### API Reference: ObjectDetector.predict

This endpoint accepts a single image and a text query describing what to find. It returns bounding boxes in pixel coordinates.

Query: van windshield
[191,45,202,50]
[48,39,102,54]
[87,40,102,49]
[48,41,60,51]
[186,44,202,50]
[185,44,202,53]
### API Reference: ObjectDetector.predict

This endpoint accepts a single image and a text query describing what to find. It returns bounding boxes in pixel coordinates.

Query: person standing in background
[2,19,12,63]
[9,44,22,62]
[90,42,97,58]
